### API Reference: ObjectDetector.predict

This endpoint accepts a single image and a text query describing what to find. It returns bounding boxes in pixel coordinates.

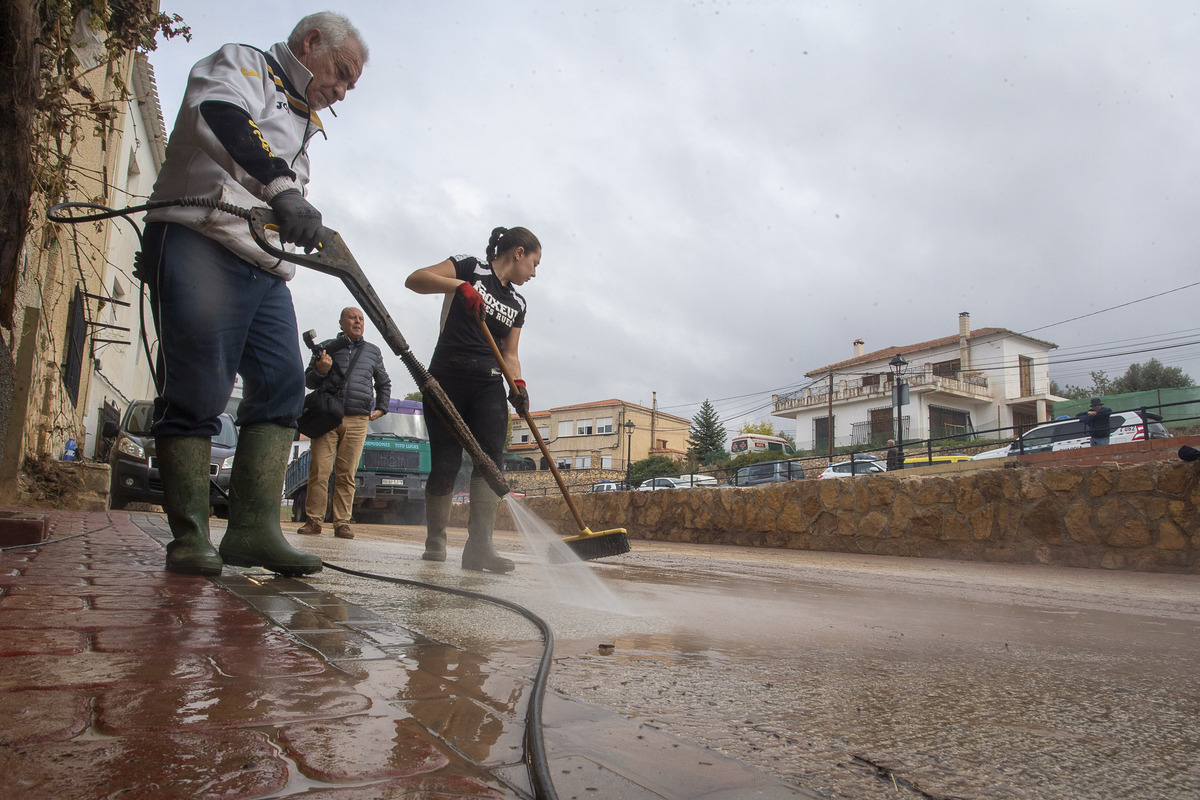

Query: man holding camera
[298,307,391,538]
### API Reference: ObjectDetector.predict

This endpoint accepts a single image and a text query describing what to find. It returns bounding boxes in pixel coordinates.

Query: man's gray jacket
[305,335,391,417]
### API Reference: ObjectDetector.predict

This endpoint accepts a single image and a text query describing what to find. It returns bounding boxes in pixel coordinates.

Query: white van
[971,411,1170,460]
[675,474,719,488]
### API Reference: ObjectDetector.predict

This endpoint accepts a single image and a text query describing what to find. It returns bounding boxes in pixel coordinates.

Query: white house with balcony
[772,313,1061,451]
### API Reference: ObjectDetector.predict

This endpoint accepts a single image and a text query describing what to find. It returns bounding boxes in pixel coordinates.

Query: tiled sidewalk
[0,508,811,799]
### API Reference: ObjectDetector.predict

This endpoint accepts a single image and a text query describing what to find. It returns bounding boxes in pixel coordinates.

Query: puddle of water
[504,497,637,617]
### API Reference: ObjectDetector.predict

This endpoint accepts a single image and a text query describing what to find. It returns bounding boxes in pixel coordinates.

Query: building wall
[1,49,137,500]
[508,400,690,473]
[82,56,164,459]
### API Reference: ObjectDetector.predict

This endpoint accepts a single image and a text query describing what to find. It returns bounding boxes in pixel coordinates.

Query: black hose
[0,525,111,551]
[46,197,252,225]
[321,561,559,800]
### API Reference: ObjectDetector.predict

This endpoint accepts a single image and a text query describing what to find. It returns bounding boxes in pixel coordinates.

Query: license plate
[380,478,406,486]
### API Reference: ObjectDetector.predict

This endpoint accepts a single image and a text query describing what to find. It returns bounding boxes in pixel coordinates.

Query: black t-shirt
[429,255,526,377]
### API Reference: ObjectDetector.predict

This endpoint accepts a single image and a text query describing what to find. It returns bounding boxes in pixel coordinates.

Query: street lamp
[624,420,636,488]
[890,354,908,463]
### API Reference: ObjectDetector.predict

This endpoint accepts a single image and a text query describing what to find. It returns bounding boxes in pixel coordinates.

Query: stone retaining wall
[462,445,1200,574]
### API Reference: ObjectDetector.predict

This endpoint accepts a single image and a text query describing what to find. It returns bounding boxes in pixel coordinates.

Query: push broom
[474,311,631,561]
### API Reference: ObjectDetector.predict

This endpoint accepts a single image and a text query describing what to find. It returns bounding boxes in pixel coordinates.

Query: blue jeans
[145,222,305,437]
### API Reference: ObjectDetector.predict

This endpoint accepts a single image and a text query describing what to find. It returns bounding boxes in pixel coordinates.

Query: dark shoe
[297,519,322,536]
[219,424,322,576]
[461,475,514,573]
[422,493,451,562]
[334,524,354,539]
[157,436,223,576]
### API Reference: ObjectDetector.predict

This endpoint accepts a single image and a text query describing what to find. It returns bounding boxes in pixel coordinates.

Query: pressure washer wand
[247,208,509,497]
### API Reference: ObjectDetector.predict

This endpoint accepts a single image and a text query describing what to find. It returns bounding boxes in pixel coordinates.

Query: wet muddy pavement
[289,513,1200,800]
[0,508,808,799]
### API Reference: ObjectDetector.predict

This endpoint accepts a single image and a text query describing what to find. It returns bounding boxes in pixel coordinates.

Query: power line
[1018,279,1200,336]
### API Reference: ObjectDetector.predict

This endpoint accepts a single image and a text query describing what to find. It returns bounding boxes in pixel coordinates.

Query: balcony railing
[774,366,993,414]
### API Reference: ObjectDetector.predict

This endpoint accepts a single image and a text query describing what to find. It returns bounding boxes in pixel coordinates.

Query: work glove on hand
[269,189,323,251]
[508,379,529,415]
[457,281,485,314]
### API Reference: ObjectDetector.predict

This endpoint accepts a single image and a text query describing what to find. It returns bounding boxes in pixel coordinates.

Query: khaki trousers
[304,414,370,525]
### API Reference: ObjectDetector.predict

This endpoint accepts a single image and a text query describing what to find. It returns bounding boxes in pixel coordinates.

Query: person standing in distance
[405,227,541,573]
[1077,397,1114,448]
[142,12,367,577]
[298,307,391,540]
[885,439,902,472]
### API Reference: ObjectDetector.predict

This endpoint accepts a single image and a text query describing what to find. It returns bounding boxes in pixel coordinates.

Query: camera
[302,329,352,358]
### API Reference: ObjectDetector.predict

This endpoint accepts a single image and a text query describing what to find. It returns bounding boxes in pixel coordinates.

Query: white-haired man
[142,13,367,578]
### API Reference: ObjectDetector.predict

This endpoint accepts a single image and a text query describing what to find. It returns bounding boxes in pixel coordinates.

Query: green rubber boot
[157,436,223,576]
[461,475,515,573]
[422,492,452,562]
[219,423,322,576]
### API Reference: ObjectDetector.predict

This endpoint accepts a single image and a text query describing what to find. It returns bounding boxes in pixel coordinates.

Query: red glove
[509,379,529,415]
[457,281,485,313]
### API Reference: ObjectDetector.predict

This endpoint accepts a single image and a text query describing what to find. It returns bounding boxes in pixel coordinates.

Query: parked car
[730,459,807,486]
[637,476,689,491]
[588,481,632,492]
[970,411,1170,461]
[902,453,972,468]
[107,400,237,515]
[818,458,887,479]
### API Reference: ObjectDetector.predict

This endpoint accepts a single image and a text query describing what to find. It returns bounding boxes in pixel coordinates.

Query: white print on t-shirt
[474,280,519,327]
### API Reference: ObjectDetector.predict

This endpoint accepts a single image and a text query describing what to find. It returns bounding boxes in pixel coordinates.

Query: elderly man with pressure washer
[297,307,391,540]
[140,12,368,577]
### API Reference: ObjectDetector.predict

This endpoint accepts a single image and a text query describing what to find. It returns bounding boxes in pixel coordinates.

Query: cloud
[150,1,1200,431]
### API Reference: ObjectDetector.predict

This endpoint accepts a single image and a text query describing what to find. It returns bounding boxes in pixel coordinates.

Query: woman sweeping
[405,226,540,572]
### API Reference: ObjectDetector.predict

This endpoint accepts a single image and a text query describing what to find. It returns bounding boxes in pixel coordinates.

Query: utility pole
[826,372,834,462]
[650,391,657,453]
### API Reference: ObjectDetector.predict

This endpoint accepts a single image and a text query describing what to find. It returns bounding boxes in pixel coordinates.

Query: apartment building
[507,399,689,473]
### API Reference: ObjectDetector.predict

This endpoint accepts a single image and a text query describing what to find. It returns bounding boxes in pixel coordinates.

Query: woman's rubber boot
[157,436,223,576]
[461,475,515,573]
[422,492,451,562]
[219,423,322,576]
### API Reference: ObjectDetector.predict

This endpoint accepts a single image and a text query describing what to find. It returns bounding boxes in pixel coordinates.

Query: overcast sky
[146,1,1200,436]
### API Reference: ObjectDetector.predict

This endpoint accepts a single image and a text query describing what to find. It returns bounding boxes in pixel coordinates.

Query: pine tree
[687,400,728,464]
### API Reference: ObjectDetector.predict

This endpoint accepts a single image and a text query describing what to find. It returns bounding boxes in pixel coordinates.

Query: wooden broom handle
[474,311,588,530]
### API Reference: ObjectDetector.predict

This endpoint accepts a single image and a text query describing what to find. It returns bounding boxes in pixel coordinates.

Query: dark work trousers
[423,369,508,496]
[144,221,305,437]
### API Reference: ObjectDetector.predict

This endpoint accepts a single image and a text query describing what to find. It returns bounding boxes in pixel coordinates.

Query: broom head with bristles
[555,527,631,562]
